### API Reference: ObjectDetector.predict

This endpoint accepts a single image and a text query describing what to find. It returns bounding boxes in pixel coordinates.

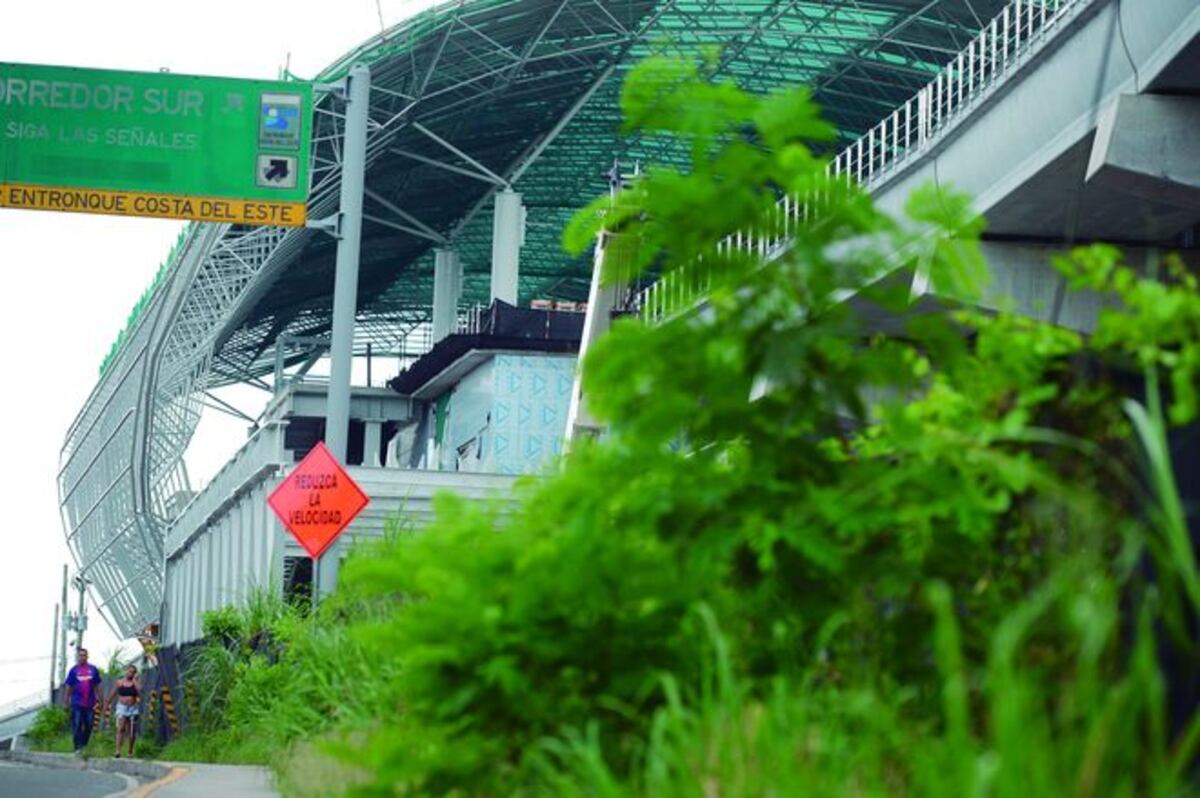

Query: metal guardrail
[395,303,506,360]
[0,691,45,721]
[0,691,47,743]
[635,0,1092,324]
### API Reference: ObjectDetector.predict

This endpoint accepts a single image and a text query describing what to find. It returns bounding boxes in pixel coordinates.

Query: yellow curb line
[126,765,190,797]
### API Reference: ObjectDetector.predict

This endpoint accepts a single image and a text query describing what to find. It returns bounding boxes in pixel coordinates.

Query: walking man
[63,648,102,754]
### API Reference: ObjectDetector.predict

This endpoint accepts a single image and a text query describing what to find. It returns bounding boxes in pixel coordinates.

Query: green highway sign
[0,62,312,226]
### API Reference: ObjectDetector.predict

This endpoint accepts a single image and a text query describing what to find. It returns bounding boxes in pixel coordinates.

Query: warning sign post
[267,442,368,560]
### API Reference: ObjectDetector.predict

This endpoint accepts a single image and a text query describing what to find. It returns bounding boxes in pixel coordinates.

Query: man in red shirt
[63,648,102,753]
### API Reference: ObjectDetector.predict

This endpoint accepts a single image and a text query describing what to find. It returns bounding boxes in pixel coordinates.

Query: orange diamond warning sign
[267,442,368,559]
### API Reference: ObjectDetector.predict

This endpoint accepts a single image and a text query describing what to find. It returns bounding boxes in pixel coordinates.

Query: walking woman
[109,664,141,758]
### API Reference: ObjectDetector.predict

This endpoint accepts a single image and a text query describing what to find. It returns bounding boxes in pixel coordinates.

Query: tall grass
[164,579,401,768]
[526,561,1194,797]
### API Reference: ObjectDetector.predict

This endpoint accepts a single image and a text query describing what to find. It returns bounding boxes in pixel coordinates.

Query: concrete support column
[490,189,524,306]
[386,432,402,469]
[364,420,384,467]
[432,248,462,342]
[565,230,632,445]
[325,62,371,462]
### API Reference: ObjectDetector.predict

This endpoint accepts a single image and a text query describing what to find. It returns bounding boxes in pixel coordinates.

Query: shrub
[26,705,68,747]
[165,55,1200,797]
[328,55,1200,795]
[201,605,245,648]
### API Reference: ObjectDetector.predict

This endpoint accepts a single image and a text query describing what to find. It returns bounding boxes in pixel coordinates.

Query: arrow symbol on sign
[264,159,290,182]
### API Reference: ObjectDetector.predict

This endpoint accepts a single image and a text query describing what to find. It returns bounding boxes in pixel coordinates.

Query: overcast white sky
[0,0,440,706]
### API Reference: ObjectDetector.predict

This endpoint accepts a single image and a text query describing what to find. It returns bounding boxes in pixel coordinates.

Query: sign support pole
[318,63,371,603]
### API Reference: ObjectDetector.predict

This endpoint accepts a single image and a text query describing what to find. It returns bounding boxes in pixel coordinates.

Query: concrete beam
[1087,94,1200,212]
[364,420,383,467]
[927,241,1200,333]
[870,0,1200,243]
[565,231,630,444]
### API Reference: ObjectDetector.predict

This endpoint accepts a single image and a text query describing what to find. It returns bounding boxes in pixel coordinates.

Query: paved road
[0,760,127,797]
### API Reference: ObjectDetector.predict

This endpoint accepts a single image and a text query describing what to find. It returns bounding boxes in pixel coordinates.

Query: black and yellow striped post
[147,690,160,741]
[160,685,180,737]
[183,681,199,729]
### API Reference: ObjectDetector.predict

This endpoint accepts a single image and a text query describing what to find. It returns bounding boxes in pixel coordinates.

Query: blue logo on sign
[263,105,299,131]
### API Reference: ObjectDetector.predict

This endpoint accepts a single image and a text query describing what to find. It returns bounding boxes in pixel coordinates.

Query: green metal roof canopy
[214,0,1006,381]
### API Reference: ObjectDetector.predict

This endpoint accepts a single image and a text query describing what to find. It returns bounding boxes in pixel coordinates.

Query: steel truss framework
[60,0,1008,636]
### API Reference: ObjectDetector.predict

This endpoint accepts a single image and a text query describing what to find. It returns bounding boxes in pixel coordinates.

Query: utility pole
[49,603,59,699]
[58,565,68,682]
[72,574,89,652]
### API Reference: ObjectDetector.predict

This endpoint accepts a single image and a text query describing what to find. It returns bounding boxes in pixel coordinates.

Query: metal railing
[0,690,46,721]
[164,421,287,558]
[636,0,1091,324]
[395,303,513,361]
[459,304,491,336]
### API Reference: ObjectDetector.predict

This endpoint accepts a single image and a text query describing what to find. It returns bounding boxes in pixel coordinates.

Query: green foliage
[26,706,121,759]
[274,738,373,798]
[168,583,401,769]
[166,56,1200,797]
[201,605,245,647]
[336,490,716,792]
[530,568,1181,798]
[132,734,162,760]
[25,705,68,747]
[327,56,1197,795]
[185,638,243,734]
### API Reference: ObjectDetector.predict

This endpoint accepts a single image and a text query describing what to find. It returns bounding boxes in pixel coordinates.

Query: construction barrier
[138,644,192,745]
[146,689,159,743]
[160,686,180,737]
[182,681,199,727]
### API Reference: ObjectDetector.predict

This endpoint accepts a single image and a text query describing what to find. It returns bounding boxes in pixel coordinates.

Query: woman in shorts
[109,664,141,758]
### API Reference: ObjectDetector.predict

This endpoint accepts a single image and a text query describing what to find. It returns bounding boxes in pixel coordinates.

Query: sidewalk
[0,751,279,797]
[140,762,278,798]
